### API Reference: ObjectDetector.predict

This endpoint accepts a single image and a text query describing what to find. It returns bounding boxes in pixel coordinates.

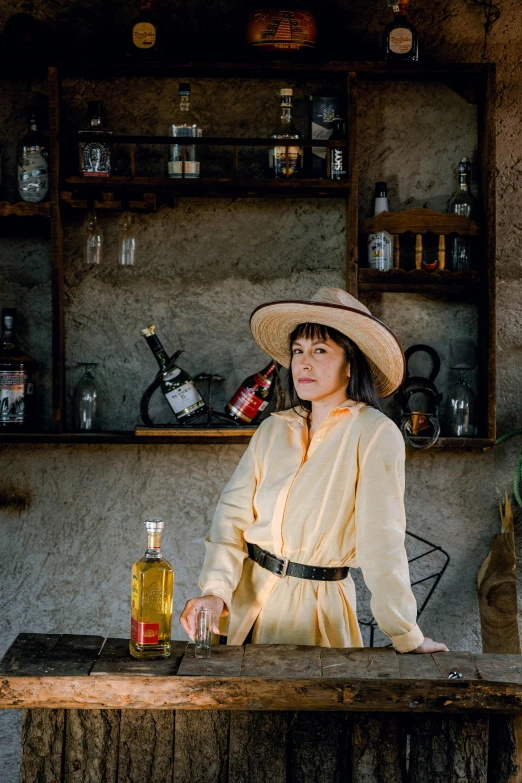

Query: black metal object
[358,530,451,648]
[395,344,443,450]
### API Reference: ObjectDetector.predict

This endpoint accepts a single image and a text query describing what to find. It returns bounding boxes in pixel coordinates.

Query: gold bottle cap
[140,325,156,337]
[280,88,293,97]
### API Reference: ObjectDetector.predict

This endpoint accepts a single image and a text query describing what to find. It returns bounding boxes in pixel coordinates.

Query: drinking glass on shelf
[73,363,100,431]
[446,337,477,437]
[118,213,137,266]
[195,607,213,658]
[84,212,103,265]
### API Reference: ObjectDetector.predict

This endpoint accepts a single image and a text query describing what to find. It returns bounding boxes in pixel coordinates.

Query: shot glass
[195,607,213,658]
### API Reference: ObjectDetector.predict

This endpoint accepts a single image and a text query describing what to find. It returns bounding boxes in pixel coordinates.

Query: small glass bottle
[168,84,200,179]
[141,325,208,423]
[17,111,49,203]
[72,363,100,431]
[79,101,113,177]
[271,88,303,178]
[128,0,160,61]
[130,518,174,660]
[382,0,419,63]
[118,214,137,266]
[84,212,103,265]
[449,157,478,271]
[329,116,347,180]
[225,361,277,424]
[367,181,393,271]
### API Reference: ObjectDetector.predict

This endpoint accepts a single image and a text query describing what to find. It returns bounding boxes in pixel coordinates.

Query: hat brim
[250,300,406,398]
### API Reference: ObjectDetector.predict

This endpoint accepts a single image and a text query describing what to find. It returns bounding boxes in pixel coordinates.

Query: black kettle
[394,344,442,449]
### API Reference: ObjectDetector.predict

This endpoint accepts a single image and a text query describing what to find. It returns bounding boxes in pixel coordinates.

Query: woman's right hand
[179,595,225,640]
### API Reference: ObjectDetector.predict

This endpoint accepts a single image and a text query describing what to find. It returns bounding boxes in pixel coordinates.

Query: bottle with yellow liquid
[130,518,174,659]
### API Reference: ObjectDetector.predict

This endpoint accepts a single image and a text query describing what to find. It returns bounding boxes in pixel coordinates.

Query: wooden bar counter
[1,634,522,782]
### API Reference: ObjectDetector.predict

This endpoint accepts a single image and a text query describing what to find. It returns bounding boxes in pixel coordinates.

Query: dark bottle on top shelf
[226,361,277,424]
[141,325,208,423]
[0,309,36,431]
[382,0,419,63]
[128,0,160,61]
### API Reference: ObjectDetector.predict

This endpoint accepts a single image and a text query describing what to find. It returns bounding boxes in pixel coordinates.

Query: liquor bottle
[130,518,174,660]
[168,84,200,179]
[329,116,347,180]
[449,157,478,271]
[382,1,419,63]
[79,101,113,178]
[17,111,48,203]
[141,325,208,422]
[0,309,36,430]
[128,0,160,60]
[367,182,393,271]
[246,1,318,56]
[270,88,303,178]
[226,361,277,424]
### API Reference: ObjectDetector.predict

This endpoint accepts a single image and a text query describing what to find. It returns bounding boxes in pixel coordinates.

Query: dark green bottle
[141,325,207,423]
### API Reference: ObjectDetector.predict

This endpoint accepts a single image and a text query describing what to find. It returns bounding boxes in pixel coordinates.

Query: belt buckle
[276,555,289,578]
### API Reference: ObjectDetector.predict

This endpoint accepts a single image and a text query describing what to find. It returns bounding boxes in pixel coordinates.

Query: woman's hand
[179,595,225,640]
[412,637,449,653]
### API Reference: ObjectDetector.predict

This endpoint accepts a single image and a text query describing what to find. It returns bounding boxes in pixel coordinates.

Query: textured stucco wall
[1,1,522,780]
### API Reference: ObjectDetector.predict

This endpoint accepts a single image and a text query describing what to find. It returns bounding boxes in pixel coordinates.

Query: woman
[180,287,448,654]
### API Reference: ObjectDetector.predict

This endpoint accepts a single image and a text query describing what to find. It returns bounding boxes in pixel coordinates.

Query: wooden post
[393,234,400,268]
[438,234,446,270]
[409,714,489,782]
[415,234,423,269]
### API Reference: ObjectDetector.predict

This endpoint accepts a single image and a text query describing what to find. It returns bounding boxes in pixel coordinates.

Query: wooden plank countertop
[1,633,522,713]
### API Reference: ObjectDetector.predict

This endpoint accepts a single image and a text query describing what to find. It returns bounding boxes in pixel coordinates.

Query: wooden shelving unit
[0,60,496,448]
[0,201,50,217]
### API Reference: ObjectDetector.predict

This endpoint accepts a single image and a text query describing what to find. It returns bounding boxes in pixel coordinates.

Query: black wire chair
[358,530,451,647]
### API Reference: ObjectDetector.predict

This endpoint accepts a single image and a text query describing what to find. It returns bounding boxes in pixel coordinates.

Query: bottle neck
[458,173,470,192]
[146,530,162,558]
[280,101,294,127]
[143,332,170,372]
[90,117,102,128]
[0,324,17,352]
[141,0,153,11]
[374,196,389,216]
[180,95,190,113]
[255,361,277,388]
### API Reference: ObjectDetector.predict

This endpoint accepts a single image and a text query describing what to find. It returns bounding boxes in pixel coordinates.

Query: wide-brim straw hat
[250,287,406,398]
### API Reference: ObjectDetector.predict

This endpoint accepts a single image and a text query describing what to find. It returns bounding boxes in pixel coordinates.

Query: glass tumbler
[195,608,213,658]
[447,369,477,437]
[118,214,137,266]
[73,363,100,431]
[84,212,103,265]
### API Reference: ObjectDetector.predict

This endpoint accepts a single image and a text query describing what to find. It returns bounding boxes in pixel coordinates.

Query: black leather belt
[247,542,349,581]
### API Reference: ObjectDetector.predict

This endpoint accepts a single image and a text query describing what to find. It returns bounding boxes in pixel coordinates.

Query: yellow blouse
[199,399,424,653]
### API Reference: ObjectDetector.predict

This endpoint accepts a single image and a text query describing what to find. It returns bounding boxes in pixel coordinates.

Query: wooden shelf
[358,268,480,294]
[408,437,494,451]
[361,209,480,237]
[0,428,257,444]
[61,177,350,200]
[0,201,50,217]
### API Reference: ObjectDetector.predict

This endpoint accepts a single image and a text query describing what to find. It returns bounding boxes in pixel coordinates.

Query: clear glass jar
[73,363,100,431]
[84,212,103,265]
[118,214,137,266]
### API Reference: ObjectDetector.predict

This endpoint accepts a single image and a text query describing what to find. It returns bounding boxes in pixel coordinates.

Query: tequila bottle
[168,84,200,179]
[141,324,208,422]
[449,157,478,271]
[368,181,393,271]
[382,0,419,62]
[79,101,113,178]
[130,518,174,660]
[17,111,48,203]
[270,88,303,178]
[0,308,36,430]
[128,0,160,60]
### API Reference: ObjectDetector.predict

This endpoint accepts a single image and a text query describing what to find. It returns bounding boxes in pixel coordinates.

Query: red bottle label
[227,385,268,423]
[131,618,159,645]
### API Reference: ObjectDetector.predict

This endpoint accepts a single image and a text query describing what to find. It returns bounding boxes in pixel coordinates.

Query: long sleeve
[354,420,424,653]
[198,426,262,613]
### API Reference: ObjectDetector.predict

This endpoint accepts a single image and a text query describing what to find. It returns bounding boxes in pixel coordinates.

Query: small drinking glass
[195,607,213,658]
[72,363,100,431]
[118,214,137,266]
[84,211,103,265]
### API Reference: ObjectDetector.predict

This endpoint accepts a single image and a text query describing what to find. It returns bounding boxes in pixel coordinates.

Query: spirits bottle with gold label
[270,88,303,178]
[130,518,174,660]
[128,0,160,61]
[382,1,419,63]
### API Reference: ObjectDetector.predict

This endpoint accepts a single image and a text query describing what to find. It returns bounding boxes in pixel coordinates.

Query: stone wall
[2,1,522,780]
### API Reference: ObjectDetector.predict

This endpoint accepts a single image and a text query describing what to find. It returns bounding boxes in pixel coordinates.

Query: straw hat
[250,287,406,398]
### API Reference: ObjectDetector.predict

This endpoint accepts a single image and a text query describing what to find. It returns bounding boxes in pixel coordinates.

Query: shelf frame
[3,60,495,448]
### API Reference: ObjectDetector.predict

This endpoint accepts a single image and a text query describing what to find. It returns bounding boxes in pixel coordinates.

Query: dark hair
[287,322,381,415]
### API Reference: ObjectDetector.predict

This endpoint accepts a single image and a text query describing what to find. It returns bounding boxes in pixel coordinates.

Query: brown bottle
[0,309,37,430]
[226,361,277,424]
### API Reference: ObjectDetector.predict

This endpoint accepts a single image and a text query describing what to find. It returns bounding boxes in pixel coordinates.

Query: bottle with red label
[0,308,37,431]
[130,518,174,660]
[225,361,278,424]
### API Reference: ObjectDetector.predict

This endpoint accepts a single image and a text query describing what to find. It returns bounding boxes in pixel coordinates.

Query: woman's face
[291,335,350,404]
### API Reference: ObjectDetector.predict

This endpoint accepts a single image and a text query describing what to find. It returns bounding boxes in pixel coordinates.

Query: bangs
[290,322,332,343]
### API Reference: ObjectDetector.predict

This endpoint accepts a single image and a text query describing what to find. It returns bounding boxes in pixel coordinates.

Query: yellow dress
[199,400,424,653]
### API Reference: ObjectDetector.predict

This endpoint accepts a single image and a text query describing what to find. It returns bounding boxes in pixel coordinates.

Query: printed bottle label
[389,28,413,54]
[133,22,156,48]
[165,380,204,416]
[274,146,302,177]
[131,618,159,645]
[227,388,268,423]
[18,152,49,202]
[0,371,25,423]
[368,232,393,271]
[168,160,200,178]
